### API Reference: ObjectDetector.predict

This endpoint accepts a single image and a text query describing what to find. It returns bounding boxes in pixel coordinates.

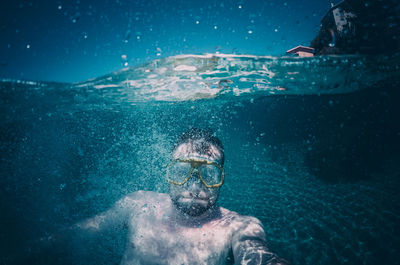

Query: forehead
[173,141,222,162]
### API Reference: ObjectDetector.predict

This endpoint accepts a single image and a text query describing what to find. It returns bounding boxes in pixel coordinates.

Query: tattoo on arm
[232,217,289,265]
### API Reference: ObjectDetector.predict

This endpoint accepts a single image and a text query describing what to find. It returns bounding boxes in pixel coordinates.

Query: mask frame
[166,158,225,188]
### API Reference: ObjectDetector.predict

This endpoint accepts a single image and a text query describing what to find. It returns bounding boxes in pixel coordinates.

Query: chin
[172,198,211,216]
[182,204,209,216]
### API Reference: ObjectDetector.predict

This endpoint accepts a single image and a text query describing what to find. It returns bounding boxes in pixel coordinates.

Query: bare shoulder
[218,206,239,219]
[237,214,264,228]
[219,207,263,226]
[218,206,266,240]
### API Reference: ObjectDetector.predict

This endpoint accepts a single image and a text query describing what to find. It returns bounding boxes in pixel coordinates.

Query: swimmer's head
[168,128,224,217]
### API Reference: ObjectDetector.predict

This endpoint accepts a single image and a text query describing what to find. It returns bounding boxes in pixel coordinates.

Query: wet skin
[76,143,287,265]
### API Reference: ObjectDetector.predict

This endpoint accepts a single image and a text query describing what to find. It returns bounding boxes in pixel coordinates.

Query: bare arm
[232,216,289,265]
[19,192,140,264]
[74,193,138,233]
[40,193,139,248]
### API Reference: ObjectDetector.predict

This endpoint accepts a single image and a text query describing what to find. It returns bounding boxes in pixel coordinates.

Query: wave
[2,53,398,102]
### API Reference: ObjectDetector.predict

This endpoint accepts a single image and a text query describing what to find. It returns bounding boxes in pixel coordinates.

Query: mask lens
[199,164,222,186]
[167,162,191,184]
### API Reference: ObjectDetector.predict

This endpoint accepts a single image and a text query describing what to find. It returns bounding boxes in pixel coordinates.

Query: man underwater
[50,128,288,264]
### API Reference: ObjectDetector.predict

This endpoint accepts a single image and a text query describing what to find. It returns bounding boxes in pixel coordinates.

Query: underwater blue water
[1,54,400,264]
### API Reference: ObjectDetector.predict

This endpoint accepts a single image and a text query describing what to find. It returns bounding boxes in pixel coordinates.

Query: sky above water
[0,0,333,82]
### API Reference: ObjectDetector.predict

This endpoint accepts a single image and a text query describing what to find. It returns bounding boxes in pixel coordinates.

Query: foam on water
[70,53,396,103]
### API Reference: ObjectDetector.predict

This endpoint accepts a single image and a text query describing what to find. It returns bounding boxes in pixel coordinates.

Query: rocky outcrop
[311,0,400,55]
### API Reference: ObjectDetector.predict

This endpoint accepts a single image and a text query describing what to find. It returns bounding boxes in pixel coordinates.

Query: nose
[187,170,202,189]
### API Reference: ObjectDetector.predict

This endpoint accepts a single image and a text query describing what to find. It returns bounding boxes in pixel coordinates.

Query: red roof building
[286,45,315,57]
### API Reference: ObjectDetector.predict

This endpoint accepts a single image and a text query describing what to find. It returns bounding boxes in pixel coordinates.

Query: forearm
[23,223,106,265]
[235,239,289,265]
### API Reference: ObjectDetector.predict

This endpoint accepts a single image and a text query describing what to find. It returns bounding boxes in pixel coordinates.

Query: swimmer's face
[169,141,223,217]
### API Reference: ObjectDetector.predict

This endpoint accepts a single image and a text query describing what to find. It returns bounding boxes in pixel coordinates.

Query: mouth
[179,196,208,205]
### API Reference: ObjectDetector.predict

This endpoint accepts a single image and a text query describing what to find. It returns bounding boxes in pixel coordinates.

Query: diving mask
[166,159,224,188]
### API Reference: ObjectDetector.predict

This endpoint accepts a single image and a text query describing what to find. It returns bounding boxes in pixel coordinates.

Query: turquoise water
[1,54,400,264]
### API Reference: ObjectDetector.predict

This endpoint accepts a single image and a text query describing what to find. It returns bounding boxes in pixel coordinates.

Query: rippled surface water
[1,54,399,264]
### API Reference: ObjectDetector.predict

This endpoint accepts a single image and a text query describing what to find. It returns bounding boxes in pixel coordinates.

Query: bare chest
[124,208,232,264]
